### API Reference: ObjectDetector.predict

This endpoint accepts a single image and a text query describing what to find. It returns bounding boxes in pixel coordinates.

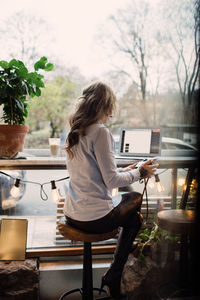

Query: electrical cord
[139,167,169,222]
[140,177,150,223]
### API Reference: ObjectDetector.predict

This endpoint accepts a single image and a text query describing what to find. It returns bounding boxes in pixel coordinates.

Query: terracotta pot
[0,125,29,158]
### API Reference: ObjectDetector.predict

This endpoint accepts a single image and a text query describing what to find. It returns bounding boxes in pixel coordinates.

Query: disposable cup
[49,138,60,157]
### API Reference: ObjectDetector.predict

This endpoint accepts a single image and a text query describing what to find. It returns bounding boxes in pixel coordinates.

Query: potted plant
[0,56,54,158]
[135,222,179,267]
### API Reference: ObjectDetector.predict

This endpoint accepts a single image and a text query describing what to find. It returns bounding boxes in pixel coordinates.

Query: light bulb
[148,179,155,189]
[156,181,165,193]
[155,174,164,193]
[10,179,21,198]
[52,189,60,203]
[178,178,185,186]
[51,180,60,203]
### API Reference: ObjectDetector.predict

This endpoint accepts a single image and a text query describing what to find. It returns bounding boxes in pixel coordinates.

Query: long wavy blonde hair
[66,81,117,158]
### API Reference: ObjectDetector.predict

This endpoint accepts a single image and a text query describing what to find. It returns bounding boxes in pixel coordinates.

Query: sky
[0,0,195,95]
[0,0,133,78]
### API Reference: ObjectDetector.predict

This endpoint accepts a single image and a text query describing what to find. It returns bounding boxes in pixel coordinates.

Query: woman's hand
[139,159,159,178]
[122,162,138,172]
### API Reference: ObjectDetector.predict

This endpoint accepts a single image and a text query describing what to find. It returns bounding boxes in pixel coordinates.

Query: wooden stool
[156,209,196,295]
[156,209,196,234]
[57,217,118,300]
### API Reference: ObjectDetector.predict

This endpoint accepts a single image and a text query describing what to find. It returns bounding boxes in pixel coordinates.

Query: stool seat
[58,217,118,242]
[156,209,196,234]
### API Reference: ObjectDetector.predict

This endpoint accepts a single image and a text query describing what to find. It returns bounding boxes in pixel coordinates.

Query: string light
[0,169,168,201]
[0,170,69,202]
[155,174,165,193]
[51,180,61,203]
[10,178,21,198]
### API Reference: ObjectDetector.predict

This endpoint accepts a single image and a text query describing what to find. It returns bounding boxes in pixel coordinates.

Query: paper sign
[0,219,28,261]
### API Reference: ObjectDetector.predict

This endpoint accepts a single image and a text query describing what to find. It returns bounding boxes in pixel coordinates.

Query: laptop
[116,127,161,160]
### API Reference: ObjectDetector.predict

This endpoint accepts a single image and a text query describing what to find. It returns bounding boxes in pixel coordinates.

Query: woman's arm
[93,127,141,189]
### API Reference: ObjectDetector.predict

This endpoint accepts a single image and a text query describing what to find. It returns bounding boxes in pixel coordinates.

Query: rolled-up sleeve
[93,127,140,189]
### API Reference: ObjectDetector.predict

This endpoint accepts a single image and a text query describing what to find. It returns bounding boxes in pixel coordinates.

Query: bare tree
[106,1,151,103]
[158,0,199,123]
[187,0,200,105]
[0,11,55,68]
[96,0,165,125]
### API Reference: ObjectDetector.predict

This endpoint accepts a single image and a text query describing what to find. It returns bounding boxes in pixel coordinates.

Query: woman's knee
[127,191,143,209]
[122,191,142,203]
[117,192,142,218]
[123,211,143,228]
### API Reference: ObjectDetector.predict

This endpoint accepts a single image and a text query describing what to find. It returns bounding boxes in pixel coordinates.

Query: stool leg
[82,242,93,300]
[180,234,188,289]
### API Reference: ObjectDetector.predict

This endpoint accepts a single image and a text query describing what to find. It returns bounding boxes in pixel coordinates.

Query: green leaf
[9,59,19,68]
[34,62,41,71]
[0,61,9,69]
[35,87,41,96]
[28,72,38,82]
[34,57,54,72]
[40,56,48,63]
[18,60,26,68]
[35,78,45,88]
[23,107,28,118]
[30,92,35,98]
[44,63,54,71]
[35,73,44,80]
[16,61,28,77]
[34,56,47,71]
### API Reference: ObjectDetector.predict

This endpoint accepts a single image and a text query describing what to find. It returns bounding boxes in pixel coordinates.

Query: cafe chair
[156,209,196,298]
[57,217,118,300]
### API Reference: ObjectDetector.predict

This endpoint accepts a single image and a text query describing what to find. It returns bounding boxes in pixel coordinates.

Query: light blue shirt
[64,121,141,221]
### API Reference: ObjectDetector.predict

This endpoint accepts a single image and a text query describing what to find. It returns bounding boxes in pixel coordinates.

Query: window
[0,0,198,251]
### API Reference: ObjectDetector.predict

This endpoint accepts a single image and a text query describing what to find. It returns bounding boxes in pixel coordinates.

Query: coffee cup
[49,138,60,157]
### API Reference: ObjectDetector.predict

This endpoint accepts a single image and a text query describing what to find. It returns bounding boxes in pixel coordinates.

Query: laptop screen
[118,127,161,157]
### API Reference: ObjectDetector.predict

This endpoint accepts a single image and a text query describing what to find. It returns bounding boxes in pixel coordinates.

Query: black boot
[99,270,126,299]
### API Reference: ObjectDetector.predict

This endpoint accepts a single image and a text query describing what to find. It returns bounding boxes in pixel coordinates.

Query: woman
[64,81,158,299]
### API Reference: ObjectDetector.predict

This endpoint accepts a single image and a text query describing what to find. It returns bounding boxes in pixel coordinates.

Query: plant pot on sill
[0,125,29,158]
